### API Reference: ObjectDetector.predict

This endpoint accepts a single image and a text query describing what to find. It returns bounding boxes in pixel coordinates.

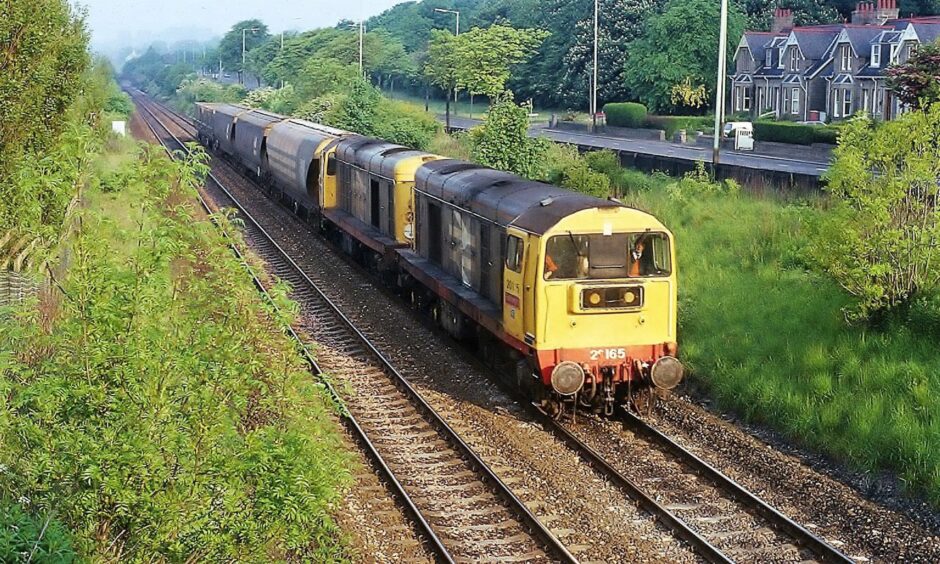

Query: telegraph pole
[712,0,729,166]
[592,0,599,131]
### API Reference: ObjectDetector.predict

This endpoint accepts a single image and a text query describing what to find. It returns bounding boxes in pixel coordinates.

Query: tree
[470,92,549,178]
[453,24,549,97]
[0,0,89,174]
[558,0,666,110]
[425,30,461,130]
[623,0,745,113]
[886,41,940,111]
[218,19,270,80]
[812,106,940,322]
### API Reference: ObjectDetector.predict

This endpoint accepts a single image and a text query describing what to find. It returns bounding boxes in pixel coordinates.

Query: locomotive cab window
[506,235,524,273]
[544,232,671,280]
[326,155,337,176]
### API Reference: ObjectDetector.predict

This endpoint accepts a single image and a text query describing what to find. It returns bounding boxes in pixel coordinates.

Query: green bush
[645,115,714,137]
[603,102,648,128]
[0,499,77,562]
[0,144,353,560]
[754,120,841,145]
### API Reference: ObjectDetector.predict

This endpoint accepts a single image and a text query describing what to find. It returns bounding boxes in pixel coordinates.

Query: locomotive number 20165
[590,348,627,361]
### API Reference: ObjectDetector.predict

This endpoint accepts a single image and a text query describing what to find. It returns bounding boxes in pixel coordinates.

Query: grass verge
[0,135,354,561]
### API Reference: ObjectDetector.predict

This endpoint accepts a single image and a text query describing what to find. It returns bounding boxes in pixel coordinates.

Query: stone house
[731,3,940,122]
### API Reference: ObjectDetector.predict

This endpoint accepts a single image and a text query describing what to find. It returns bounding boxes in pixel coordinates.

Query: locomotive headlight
[623,289,637,304]
[650,356,684,390]
[551,361,585,396]
[588,291,602,305]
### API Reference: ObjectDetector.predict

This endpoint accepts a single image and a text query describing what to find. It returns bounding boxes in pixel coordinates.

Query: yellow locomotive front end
[511,206,682,415]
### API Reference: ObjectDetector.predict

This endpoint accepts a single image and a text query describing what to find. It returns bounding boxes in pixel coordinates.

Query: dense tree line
[362,0,939,110]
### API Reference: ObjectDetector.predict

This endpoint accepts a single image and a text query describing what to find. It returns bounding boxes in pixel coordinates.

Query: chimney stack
[875,0,899,23]
[852,1,878,25]
[772,8,794,33]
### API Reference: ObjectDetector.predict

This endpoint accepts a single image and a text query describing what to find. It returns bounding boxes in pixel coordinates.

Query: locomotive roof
[335,137,430,178]
[416,159,623,235]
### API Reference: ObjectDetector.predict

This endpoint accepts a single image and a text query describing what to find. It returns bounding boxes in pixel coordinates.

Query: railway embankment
[0,115,356,560]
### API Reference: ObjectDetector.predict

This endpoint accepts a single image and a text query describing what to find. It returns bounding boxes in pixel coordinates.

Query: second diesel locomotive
[194,102,683,416]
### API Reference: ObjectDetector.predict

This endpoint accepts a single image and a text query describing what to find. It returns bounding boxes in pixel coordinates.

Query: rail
[132,91,578,564]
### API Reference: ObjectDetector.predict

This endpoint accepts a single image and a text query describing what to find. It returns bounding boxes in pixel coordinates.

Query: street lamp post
[242,27,259,84]
[712,0,729,166]
[346,21,364,75]
[592,0,599,131]
[434,8,460,105]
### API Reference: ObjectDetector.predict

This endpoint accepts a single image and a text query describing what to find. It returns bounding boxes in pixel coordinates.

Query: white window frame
[765,50,772,67]
[862,89,871,113]
[871,44,881,67]
[833,89,841,118]
[789,49,800,72]
[843,89,852,118]
[874,87,884,115]
[791,87,800,115]
[743,87,751,111]
[778,47,785,69]
[840,45,852,72]
[890,44,899,64]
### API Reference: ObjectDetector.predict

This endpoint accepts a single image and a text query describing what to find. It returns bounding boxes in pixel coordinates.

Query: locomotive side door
[503,229,527,342]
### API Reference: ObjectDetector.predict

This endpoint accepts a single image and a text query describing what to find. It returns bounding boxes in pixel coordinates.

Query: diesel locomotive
[194,102,683,417]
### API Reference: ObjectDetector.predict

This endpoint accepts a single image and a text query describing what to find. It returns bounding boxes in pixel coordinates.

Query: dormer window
[789,48,800,72]
[871,44,881,67]
[890,43,899,64]
[840,45,852,72]
[778,47,785,68]
[765,49,772,68]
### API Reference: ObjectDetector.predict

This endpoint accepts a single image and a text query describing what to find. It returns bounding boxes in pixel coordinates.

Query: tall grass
[626,176,940,503]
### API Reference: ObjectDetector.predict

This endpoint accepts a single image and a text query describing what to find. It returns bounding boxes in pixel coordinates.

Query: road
[444,116,830,178]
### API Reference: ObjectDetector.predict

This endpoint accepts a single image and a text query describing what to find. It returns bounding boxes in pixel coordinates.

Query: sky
[72,0,406,50]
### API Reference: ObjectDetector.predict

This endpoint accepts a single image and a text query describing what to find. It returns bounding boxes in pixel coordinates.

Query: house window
[871,44,881,67]
[791,87,800,115]
[833,89,841,118]
[835,88,852,118]
[789,49,800,71]
[765,50,772,67]
[890,44,899,64]
[778,47,785,68]
[840,45,852,72]
[874,87,884,114]
[743,87,751,111]
[757,87,765,110]
[862,89,871,113]
[784,88,791,114]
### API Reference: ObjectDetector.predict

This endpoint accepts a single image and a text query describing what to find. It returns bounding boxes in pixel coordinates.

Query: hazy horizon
[73,0,407,51]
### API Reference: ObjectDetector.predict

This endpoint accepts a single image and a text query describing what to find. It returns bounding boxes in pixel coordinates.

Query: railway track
[133,92,858,564]
[132,92,576,564]
[540,409,855,563]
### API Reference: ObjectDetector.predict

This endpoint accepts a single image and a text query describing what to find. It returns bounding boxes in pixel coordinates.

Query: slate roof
[911,21,940,43]
[855,64,885,77]
[807,59,833,78]
[791,27,842,60]
[743,32,780,62]
[842,26,890,53]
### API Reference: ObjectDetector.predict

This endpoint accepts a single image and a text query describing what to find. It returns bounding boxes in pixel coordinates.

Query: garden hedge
[604,102,648,128]
[754,120,841,145]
